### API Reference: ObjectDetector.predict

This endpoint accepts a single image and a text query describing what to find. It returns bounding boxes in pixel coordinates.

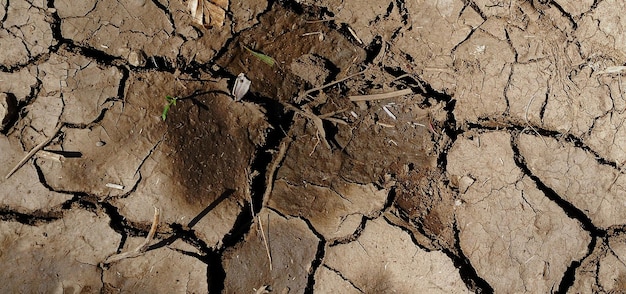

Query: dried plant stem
[6,123,64,179]
[257,215,272,271]
[104,207,160,264]
[349,88,413,102]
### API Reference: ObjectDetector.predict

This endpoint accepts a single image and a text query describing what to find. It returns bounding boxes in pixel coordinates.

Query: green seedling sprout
[162,95,178,121]
[244,46,275,67]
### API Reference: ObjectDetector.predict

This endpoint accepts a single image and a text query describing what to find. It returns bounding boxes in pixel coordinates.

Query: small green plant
[162,95,178,121]
[244,46,275,67]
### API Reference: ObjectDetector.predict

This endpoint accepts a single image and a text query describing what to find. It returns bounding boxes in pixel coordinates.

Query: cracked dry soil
[3,0,626,293]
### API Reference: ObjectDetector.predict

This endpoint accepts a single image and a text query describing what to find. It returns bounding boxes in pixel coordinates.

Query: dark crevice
[1,0,8,24]
[363,36,383,65]
[439,98,459,168]
[449,216,494,293]
[299,216,326,294]
[395,0,409,25]
[31,159,84,195]
[548,0,578,30]
[510,132,605,293]
[382,212,437,252]
[556,236,599,294]
[381,186,397,211]
[218,203,254,251]
[463,0,487,20]
[0,92,19,133]
[504,28,519,64]
[539,91,548,121]
[46,0,63,53]
[247,95,293,213]
[384,1,395,18]
[328,216,368,246]
[465,120,625,172]
[98,199,215,265]
[218,96,291,246]
[382,66,451,102]
[97,201,145,238]
[48,0,177,71]
[139,208,226,292]
[321,265,365,293]
[0,207,61,225]
[158,223,212,256]
[95,200,130,255]
[114,65,130,102]
[205,247,227,293]
[204,91,292,291]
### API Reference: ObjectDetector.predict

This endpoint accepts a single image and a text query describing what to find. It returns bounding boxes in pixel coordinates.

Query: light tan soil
[1,0,625,293]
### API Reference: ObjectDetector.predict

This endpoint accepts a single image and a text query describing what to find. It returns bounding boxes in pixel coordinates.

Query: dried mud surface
[2,0,626,293]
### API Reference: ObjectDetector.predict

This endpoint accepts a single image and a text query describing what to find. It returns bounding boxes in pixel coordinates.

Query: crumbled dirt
[3,0,626,293]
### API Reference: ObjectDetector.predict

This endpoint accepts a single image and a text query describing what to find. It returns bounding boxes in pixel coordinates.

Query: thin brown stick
[257,215,272,271]
[6,123,64,179]
[349,88,413,102]
[103,207,160,264]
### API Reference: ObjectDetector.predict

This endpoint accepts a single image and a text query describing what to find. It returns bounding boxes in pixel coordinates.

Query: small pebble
[96,141,106,147]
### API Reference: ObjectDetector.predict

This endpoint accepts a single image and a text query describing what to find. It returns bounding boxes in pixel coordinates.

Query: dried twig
[104,207,160,264]
[349,88,413,102]
[6,123,64,179]
[35,150,64,162]
[258,215,272,271]
[597,66,626,75]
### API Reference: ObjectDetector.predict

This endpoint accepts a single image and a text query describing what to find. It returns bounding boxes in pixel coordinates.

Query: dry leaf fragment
[186,0,228,28]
